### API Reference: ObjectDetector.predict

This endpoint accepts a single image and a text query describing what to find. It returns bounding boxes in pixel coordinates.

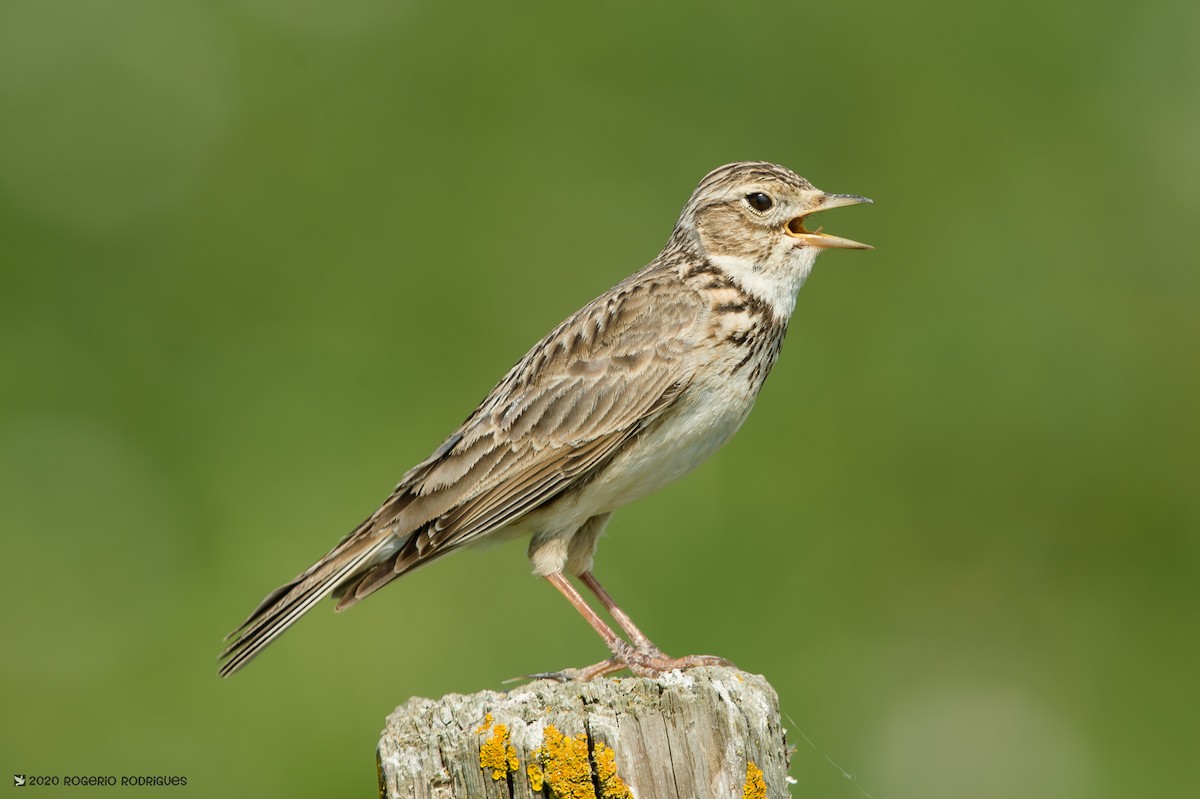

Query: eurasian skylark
[219,161,871,679]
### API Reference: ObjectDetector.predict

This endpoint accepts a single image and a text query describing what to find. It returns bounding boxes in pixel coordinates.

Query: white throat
[707,245,819,320]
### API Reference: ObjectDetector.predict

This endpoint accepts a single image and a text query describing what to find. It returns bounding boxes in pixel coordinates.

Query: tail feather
[218,532,393,677]
[333,537,427,611]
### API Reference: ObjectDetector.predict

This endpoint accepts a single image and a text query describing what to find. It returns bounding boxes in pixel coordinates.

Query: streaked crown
[670,161,872,262]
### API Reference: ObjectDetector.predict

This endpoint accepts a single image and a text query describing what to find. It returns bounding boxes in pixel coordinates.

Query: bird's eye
[745,192,774,213]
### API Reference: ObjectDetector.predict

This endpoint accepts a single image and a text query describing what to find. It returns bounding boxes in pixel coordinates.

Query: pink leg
[579,571,660,654]
[544,573,630,655]
[542,573,737,681]
[540,574,631,680]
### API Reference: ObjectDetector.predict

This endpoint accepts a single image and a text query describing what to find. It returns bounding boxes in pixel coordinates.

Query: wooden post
[377,666,791,798]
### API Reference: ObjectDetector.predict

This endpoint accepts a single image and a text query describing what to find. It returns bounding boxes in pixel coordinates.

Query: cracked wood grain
[377,666,791,799]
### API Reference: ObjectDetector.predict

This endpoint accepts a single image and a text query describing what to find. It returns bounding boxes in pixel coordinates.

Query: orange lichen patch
[533,725,595,799]
[528,725,633,799]
[477,714,519,781]
[743,761,766,799]
[527,762,545,792]
[593,741,633,799]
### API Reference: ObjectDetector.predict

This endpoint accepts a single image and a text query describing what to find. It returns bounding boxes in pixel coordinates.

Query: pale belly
[527,374,761,534]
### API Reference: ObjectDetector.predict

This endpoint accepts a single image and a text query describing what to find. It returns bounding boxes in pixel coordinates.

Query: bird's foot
[523,658,627,683]
[621,649,736,677]
[529,643,736,682]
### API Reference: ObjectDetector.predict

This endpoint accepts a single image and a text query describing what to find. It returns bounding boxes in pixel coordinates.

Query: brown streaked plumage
[219,161,871,678]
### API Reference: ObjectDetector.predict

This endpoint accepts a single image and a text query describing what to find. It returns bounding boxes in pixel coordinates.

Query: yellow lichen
[527,762,544,792]
[477,714,519,781]
[527,725,633,799]
[533,725,596,799]
[593,741,633,799]
[743,761,767,799]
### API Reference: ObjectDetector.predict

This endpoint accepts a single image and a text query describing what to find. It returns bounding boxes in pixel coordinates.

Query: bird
[219,161,871,679]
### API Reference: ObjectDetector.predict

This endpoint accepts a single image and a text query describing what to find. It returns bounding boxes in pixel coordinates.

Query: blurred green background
[2,0,1197,796]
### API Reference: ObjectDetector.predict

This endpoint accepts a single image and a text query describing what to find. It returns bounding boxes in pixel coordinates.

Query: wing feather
[220,263,708,672]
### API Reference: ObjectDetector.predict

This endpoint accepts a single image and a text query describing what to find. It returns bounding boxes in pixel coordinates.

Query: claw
[501,672,565,685]
[506,672,571,684]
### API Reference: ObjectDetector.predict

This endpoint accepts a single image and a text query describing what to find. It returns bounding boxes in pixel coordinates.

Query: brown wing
[219,265,706,675]
[333,268,704,605]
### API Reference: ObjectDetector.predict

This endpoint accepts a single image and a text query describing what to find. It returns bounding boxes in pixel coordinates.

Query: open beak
[785,193,873,250]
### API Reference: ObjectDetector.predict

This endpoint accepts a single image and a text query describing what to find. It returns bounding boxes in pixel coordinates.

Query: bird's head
[673,162,872,299]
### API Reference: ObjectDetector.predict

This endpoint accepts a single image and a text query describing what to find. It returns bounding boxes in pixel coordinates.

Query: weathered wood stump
[377,666,791,798]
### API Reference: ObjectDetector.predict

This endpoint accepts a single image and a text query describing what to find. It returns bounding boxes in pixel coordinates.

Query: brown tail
[218,527,397,677]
